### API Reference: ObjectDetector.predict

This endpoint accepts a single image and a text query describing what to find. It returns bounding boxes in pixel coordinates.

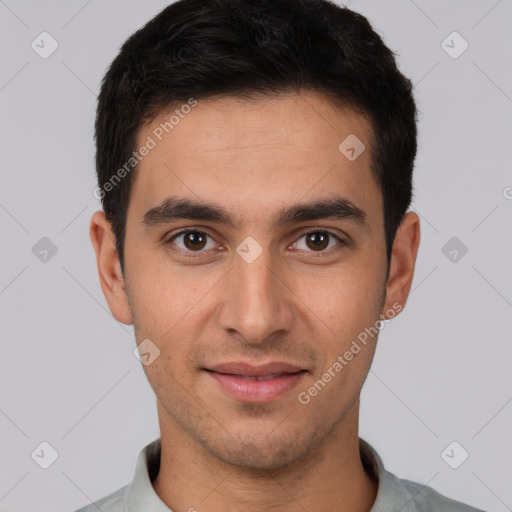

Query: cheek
[127,264,214,376]
[303,264,383,334]
[301,275,384,389]
[127,254,210,336]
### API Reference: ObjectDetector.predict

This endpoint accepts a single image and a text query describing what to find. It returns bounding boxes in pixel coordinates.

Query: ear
[381,211,421,318]
[89,211,133,325]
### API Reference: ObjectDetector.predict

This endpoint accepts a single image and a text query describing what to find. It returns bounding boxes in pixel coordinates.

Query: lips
[208,361,304,376]
[234,374,285,381]
[204,362,307,403]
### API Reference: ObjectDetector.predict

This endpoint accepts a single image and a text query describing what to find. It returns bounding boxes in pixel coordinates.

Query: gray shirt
[74,438,485,512]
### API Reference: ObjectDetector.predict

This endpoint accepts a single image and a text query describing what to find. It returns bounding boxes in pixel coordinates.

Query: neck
[152,401,378,512]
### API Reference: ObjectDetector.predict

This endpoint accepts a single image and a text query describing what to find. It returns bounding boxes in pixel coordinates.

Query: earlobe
[381,211,421,318]
[89,211,133,325]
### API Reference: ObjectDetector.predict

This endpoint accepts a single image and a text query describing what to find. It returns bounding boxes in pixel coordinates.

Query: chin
[212,442,298,470]
[201,427,323,472]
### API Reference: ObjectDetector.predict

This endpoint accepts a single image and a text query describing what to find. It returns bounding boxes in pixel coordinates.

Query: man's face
[122,92,391,469]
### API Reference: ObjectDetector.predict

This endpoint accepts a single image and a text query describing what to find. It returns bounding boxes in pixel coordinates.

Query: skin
[90,91,420,512]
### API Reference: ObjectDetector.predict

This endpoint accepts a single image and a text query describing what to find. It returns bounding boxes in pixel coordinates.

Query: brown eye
[169,230,216,252]
[293,230,343,253]
[183,231,207,250]
[306,231,329,251]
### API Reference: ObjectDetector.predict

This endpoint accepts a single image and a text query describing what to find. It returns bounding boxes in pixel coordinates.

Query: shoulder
[73,484,128,512]
[359,439,485,512]
[397,476,486,512]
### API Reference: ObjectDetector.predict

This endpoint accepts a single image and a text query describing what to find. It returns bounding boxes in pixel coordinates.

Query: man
[79,0,484,510]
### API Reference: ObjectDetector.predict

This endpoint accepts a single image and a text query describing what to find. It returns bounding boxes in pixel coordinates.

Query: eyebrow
[142,196,368,230]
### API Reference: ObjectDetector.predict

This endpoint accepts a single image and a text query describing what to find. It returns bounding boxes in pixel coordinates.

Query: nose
[216,243,295,346]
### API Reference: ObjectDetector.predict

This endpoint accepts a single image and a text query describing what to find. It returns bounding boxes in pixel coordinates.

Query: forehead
[129,92,382,229]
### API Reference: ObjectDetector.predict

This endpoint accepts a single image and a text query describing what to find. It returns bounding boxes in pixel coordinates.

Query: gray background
[0,1,511,511]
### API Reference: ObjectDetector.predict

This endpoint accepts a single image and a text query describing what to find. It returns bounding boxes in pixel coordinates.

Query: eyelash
[165,228,346,258]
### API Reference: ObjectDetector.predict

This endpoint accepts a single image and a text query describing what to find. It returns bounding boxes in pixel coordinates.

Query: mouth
[204,362,307,403]
[224,373,294,381]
